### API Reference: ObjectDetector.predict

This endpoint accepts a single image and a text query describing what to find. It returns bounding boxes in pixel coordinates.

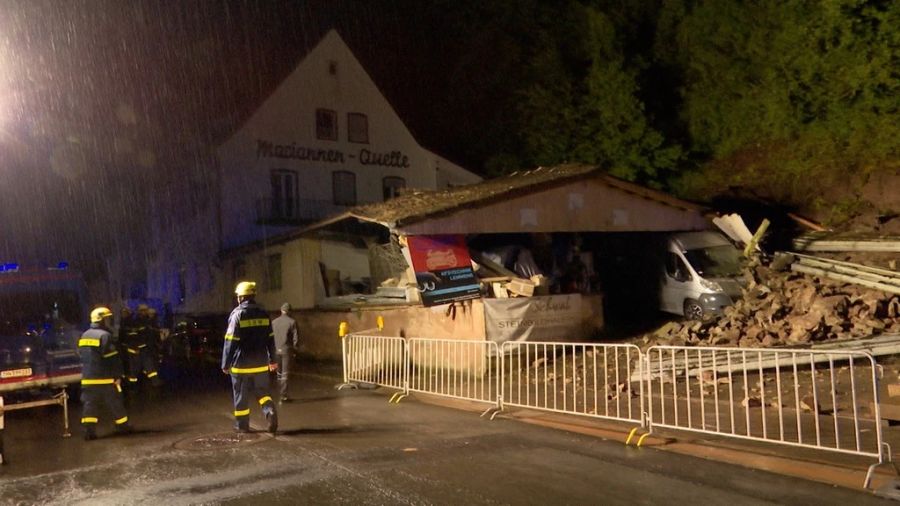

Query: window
[316,108,337,141]
[271,169,299,220]
[665,253,691,282]
[382,176,406,201]
[347,113,369,143]
[328,60,338,76]
[267,253,282,291]
[332,171,357,206]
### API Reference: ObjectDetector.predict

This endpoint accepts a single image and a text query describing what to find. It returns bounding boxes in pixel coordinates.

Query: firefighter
[117,306,134,379]
[79,306,132,440]
[222,281,278,433]
[126,304,161,388]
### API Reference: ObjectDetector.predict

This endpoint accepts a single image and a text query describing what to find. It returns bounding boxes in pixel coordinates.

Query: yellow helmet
[235,281,257,297]
[90,306,113,323]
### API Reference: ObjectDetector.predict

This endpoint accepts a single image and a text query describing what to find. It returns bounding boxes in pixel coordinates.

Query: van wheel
[683,300,704,321]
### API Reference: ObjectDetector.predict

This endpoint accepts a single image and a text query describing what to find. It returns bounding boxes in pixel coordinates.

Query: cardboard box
[507,278,535,297]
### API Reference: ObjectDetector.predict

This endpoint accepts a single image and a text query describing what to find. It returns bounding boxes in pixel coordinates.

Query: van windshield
[683,245,743,278]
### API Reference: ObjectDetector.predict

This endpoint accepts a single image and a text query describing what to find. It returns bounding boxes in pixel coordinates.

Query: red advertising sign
[407,235,481,307]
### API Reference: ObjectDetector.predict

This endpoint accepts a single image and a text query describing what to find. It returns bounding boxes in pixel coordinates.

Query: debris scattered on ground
[641,254,900,349]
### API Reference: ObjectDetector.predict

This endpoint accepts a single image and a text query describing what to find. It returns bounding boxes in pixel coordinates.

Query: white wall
[146,29,479,314]
[216,30,479,250]
[225,238,322,311]
[319,240,370,281]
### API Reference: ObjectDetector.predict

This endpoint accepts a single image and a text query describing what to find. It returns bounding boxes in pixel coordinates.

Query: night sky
[0,1,475,279]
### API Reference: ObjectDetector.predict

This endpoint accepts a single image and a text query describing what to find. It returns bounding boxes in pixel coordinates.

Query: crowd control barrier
[643,345,889,488]
[406,338,500,414]
[338,332,407,398]
[0,390,72,463]
[339,333,894,488]
[500,341,644,427]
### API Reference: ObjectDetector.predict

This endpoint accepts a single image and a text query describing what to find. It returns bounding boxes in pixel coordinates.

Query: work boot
[234,425,250,434]
[266,410,278,434]
[84,428,97,441]
[115,423,133,435]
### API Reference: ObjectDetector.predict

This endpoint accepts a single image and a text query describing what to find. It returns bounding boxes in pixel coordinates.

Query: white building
[147,29,480,314]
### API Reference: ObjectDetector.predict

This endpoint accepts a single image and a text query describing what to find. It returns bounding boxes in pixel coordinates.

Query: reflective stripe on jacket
[221,300,276,371]
[79,324,123,380]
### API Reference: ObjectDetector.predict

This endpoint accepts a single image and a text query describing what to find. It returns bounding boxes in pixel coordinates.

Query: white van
[660,231,745,319]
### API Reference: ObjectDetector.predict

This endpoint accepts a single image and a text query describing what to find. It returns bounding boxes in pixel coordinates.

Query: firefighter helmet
[90,306,113,323]
[235,281,257,297]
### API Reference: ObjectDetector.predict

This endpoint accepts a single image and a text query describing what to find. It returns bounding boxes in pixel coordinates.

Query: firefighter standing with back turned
[79,306,132,440]
[126,304,162,389]
[222,281,278,433]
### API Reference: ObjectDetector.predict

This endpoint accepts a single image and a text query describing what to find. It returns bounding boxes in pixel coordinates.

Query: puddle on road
[173,431,273,451]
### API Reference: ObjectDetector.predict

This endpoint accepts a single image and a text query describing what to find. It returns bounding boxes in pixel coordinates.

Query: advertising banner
[406,235,481,307]
[484,294,583,345]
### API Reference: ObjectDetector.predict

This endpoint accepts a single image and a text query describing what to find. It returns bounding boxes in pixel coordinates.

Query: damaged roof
[223,164,706,256]
[309,163,703,231]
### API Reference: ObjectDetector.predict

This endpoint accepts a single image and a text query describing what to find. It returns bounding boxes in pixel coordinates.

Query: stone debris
[642,255,900,349]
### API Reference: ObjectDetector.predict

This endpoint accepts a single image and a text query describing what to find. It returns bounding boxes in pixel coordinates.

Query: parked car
[660,231,747,319]
[165,313,228,368]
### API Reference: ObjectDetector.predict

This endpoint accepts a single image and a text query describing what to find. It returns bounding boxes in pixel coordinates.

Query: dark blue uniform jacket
[221,300,276,373]
[79,324,124,380]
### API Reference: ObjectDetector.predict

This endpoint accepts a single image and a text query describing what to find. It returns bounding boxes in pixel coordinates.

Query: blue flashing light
[56,261,69,270]
[0,263,19,272]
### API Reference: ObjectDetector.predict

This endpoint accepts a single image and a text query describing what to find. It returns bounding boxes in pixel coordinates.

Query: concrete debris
[642,254,900,349]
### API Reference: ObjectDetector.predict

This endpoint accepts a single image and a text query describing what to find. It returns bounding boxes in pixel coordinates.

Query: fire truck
[0,263,86,395]
[0,263,86,462]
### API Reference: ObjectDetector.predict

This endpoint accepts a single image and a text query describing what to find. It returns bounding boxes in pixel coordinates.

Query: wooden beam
[791,263,900,295]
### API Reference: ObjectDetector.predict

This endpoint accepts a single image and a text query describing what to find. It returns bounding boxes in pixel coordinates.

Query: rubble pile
[645,258,900,348]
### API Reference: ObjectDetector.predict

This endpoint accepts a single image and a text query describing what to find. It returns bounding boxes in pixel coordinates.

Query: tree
[669,0,900,210]
[489,2,680,185]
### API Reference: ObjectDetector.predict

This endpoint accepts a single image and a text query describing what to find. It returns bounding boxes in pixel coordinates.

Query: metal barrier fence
[406,338,500,411]
[643,345,888,487]
[339,333,407,395]
[338,334,893,488]
[500,341,644,427]
[0,390,72,463]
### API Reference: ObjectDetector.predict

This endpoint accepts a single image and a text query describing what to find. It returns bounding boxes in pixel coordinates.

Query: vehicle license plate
[0,368,32,379]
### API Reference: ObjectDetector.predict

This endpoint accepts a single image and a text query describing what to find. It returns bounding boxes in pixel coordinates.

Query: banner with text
[484,294,583,345]
[407,235,481,307]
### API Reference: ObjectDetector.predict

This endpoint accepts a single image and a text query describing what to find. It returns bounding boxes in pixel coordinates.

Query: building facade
[147,30,480,314]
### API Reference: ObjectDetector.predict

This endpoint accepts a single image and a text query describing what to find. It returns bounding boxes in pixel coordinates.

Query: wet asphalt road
[0,362,892,505]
